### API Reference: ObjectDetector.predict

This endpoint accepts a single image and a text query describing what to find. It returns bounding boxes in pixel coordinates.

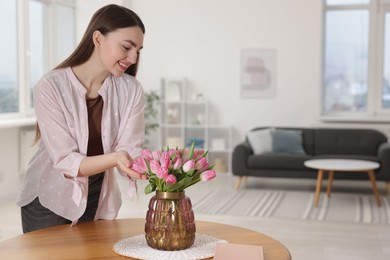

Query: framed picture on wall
[240,48,277,98]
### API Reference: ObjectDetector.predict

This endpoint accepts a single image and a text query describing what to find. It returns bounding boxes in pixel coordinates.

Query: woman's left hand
[116,151,148,180]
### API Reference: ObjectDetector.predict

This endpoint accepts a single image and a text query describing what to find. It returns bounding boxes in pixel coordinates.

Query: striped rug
[192,189,390,224]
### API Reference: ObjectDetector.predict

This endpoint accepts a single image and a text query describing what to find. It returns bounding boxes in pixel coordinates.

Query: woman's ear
[92,30,103,47]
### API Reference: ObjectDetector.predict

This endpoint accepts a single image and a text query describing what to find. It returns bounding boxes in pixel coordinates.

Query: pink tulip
[165,174,177,185]
[149,160,161,175]
[141,149,153,160]
[195,157,209,171]
[183,159,196,173]
[131,157,147,173]
[157,167,169,179]
[193,150,205,159]
[152,150,161,161]
[200,170,216,182]
[181,150,188,159]
[172,157,182,170]
[160,152,171,169]
[168,149,177,157]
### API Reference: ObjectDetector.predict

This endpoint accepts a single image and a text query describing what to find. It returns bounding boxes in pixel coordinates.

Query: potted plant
[144,89,160,148]
[131,142,216,250]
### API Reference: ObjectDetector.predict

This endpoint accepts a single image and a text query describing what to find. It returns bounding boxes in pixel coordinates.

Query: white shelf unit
[207,125,233,174]
[158,78,232,174]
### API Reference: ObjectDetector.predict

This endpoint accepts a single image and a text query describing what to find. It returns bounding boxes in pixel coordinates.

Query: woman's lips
[118,61,129,71]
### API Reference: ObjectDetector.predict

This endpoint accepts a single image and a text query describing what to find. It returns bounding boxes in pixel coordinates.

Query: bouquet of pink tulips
[132,142,217,194]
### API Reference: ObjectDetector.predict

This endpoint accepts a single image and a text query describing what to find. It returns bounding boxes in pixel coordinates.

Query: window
[0,0,75,119]
[0,0,18,114]
[28,1,50,111]
[322,0,390,121]
[382,8,390,108]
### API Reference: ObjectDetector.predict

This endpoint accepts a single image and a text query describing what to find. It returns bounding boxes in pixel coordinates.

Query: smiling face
[94,26,144,77]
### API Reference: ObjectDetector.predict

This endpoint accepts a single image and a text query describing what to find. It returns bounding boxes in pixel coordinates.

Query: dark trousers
[21,173,104,233]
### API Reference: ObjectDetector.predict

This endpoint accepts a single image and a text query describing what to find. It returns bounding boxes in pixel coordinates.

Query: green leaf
[191,171,201,180]
[144,183,155,194]
[205,164,215,171]
[148,175,157,185]
[175,170,186,182]
[144,159,152,175]
[160,178,166,191]
[186,169,196,177]
[166,177,191,192]
[186,141,195,160]
[181,176,201,190]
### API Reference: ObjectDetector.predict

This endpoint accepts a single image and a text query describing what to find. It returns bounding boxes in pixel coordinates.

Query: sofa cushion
[248,153,313,170]
[249,127,315,155]
[247,128,272,154]
[271,129,306,154]
[314,129,387,156]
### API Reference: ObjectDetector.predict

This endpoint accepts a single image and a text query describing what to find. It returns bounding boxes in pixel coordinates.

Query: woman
[17,4,148,233]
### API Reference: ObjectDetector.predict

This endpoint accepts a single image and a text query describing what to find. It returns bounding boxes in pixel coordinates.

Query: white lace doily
[113,233,227,260]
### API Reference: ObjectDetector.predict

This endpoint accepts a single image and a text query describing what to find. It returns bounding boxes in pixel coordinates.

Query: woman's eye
[123,46,130,51]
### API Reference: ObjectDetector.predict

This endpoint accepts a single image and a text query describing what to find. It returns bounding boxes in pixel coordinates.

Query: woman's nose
[127,50,138,64]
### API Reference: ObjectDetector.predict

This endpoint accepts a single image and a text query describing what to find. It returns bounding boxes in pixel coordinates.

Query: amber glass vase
[145,191,196,251]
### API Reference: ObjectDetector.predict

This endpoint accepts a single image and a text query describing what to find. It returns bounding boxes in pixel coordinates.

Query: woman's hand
[116,151,148,180]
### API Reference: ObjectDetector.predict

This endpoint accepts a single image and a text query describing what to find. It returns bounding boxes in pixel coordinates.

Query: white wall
[75,0,122,39]
[0,128,20,202]
[0,126,36,202]
[77,0,325,140]
[128,0,322,142]
[127,0,390,142]
[74,0,390,142]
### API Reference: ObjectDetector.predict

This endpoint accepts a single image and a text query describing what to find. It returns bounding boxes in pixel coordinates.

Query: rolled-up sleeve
[115,78,145,159]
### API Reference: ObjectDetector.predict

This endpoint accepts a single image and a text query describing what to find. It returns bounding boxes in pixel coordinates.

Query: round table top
[304,158,380,171]
[0,218,291,260]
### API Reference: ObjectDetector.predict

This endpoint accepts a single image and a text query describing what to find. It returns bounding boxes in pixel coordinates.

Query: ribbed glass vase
[145,191,196,251]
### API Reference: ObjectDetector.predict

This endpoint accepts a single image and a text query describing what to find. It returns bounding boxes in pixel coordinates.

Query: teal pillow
[271,129,305,154]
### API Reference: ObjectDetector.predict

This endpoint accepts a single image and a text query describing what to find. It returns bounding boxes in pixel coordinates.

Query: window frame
[0,0,75,124]
[321,0,390,122]
[374,2,390,115]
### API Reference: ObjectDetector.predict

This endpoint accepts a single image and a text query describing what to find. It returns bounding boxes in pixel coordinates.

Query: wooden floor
[1,176,390,260]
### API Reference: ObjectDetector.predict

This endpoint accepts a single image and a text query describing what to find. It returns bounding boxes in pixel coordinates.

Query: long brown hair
[34,4,145,143]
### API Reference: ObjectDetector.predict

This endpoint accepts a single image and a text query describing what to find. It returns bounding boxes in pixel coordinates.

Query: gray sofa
[232,127,390,190]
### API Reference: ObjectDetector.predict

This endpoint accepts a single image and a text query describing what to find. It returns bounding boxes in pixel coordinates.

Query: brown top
[85,96,105,206]
[86,95,104,156]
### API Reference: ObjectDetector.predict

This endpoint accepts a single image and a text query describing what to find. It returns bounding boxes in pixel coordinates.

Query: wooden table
[0,218,291,259]
[304,158,381,207]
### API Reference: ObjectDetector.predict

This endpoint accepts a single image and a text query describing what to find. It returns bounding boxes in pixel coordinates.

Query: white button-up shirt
[17,67,145,222]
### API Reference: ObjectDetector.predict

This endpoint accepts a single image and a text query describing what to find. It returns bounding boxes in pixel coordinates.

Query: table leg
[314,169,324,207]
[386,182,390,195]
[367,170,381,207]
[326,171,334,198]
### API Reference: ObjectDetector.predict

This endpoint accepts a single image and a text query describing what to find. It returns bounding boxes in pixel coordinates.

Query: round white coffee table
[304,159,381,207]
